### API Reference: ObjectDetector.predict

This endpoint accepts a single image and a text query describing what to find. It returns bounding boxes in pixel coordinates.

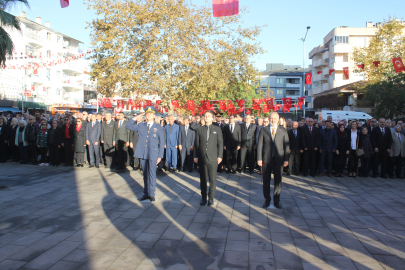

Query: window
[57,36,61,43]
[46,69,51,78]
[57,88,61,95]
[47,32,51,41]
[286,78,299,84]
[276,89,283,95]
[275,100,283,105]
[46,50,51,58]
[57,71,61,79]
[286,90,299,96]
[343,54,349,62]
[46,87,51,95]
[276,78,284,84]
[334,36,349,44]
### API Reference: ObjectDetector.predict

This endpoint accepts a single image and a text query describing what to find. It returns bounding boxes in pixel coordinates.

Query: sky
[9,0,405,71]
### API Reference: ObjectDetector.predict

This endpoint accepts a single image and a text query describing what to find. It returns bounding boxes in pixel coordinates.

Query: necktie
[119,121,122,129]
[310,127,312,135]
[207,125,210,140]
[272,128,276,138]
[294,130,296,138]
[399,133,401,142]
[148,124,150,131]
[186,126,188,136]
[381,128,384,135]
[169,124,172,133]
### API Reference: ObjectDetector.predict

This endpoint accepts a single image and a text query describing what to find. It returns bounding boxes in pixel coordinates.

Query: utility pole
[300,26,311,119]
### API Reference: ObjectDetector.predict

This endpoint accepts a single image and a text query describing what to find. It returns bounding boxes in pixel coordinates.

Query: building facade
[0,11,96,111]
[308,22,380,111]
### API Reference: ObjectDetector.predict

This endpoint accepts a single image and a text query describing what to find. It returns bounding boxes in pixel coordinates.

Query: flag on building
[392,57,405,73]
[343,67,349,79]
[305,73,312,85]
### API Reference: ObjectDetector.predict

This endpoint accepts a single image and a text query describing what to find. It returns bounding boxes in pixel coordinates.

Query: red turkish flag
[357,64,365,69]
[264,98,273,110]
[373,61,380,67]
[226,100,235,110]
[171,100,179,108]
[246,109,251,115]
[212,0,239,17]
[329,69,335,76]
[235,99,245,107]
[100,99,105,107]
[201,100,211,110]
[144,100,152,107]
[127,99,133,110]
[305,73,312,85]
[60,0,69,8]
[252,99,262,110]
[262,105,269,113]
[238,106,245,113]
[104,99,111,108]
[187,100,195,111]
[343,67,349,79]
[281,98,292,113]
[317,71,323,74]
[218,100,227,111]
[135,100,142,109]
[298,97,305,109]
[392,57,405,73]
[156,100,161,105]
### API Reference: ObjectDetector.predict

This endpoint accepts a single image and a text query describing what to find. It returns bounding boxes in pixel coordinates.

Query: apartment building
[308,22,380,111]
[259,63,312,115]
[0,11,96,110]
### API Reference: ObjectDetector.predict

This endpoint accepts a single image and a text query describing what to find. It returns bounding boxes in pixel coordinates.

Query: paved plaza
[1,164,405,270]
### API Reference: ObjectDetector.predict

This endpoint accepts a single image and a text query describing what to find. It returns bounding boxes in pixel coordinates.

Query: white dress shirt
[351,130,357,150]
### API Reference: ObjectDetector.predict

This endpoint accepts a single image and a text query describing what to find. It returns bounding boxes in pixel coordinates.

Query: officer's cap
[144,106,157,114]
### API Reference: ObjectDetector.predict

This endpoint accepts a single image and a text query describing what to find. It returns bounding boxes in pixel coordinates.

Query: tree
[86,0,264,113]
[361,72,405,119]
[353,18,405,83]
[0,0,29,67]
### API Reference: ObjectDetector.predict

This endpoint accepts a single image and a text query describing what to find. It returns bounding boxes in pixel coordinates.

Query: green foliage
[363,72,405,119]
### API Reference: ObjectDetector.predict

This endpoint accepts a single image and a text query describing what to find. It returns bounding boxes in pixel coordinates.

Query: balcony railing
[26,32,44,42]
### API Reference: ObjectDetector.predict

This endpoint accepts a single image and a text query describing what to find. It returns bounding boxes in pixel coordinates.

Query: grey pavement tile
[225,240,249,252]
[62,248,95,263]
[0,245,27,262]
[273,244,303,269]
[11,232,50,247]
[0,260,27,270]
[325,255,357,270]
[48,260,84,270]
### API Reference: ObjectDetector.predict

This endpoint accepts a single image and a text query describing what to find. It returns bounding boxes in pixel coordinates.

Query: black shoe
[200,199,207,206]
[188,169,192,173]
[263,200,271,208]
[232,170,236,174]
[95,165,99,168]
[133,167,138,171]
[149,196,156,202]
[173,168,178,172]
[138,195,150,201]
[274,202,282,209]
[207,199,214,206]
[75,164,81,167]
[89,165,94,168]
[303,173,308,177]
[158,168,163,172]
[226,170,230,174]
[249,170,254,174]
[286,173,290,176]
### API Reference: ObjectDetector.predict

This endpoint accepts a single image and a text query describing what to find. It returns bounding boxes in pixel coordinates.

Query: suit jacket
[101,120,115,145]
[61,124,75,145]
[193,124,223,162]
[165,123,180,148]
[241,123,257,148]
[256,125,264,143]
[257,126,290,165]
[288,128,302,153]
[113,120,130,143]
[129,129,139,148]
[86,121,101,143]
[319,128,338,152]
[47,127,63,146]
[125,119,165,160]
[73,124,87,152]
[390,132,405,157]
[223,123,241,148]
[371,126,392,151]
[179,125,195,154]
[301,125,320,150]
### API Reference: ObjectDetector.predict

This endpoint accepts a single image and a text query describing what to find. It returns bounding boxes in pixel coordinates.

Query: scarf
[338,123,346,137]
[76,124,82,132]
[41,128,47,134]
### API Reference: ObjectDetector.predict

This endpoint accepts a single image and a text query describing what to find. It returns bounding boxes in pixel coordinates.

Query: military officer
[125,106,165,202]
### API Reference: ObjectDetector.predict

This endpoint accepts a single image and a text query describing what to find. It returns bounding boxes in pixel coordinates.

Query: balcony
[26,32,45,47]
[62,78,83,92]
[332,44,350,54]
[63,45,79,55]
[322,66,331,76]
[62,61,84,74]
[309,45,328,59]
[318,59,326,67]
[313,60,322,68]
[322,51,330,61]
[322,83,331,92]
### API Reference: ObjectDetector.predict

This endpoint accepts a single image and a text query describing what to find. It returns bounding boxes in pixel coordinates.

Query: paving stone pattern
[1,163,405,269]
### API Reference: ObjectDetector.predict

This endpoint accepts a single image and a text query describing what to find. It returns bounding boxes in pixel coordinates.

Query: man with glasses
[301,118,320,177]
[27,117,39,165]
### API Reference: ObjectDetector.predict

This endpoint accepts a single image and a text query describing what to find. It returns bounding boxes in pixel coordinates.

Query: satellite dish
[343,106,350,111]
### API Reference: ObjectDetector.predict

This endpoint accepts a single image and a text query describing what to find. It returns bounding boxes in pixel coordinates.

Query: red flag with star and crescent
[187,100,195,111]
[218,100,227,111]
[392,57,405,73]
[305,73,312,85]
[171,100,179,108]
[201,100,211,110]
[212,0,239,17]
[343,67,349,79]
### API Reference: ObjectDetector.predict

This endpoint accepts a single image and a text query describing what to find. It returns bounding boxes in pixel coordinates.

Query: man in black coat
[193,110,223,206]
[26,117,39,164]
[318,120,338,177]
[257,112,289,209]
[240,114,257,174]
[114,112,130,171]
[287,121,303,175]
[61,117,75,166]
[301,118,320,177]
[86,114,102,168]
[179,118,195,172]
[101,113,115,170]
[371,118,392,178]
[223,114,241,174]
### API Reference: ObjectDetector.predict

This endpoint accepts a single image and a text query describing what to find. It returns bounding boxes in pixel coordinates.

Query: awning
[0,107,22,112]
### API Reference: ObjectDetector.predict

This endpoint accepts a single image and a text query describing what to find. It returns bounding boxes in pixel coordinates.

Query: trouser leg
[273,161,283,203]
[262,162,272,201]
[199,160,208,200]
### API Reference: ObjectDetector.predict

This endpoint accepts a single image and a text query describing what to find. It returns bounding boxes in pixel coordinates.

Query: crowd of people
[0,109,404,179]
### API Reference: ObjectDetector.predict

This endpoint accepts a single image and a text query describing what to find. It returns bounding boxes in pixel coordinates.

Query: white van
[317,110,373,123]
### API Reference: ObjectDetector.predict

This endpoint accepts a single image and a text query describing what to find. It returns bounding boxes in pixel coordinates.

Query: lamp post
[300,26,310,118]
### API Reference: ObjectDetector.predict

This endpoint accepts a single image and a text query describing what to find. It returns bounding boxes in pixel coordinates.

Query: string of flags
[101,97,306,116]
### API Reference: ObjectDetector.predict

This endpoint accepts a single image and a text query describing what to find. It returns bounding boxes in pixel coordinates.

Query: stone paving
[1,163,405,270]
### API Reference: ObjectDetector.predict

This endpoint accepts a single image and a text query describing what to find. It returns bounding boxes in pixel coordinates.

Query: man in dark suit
[101,112,115,170]
[129,112,141,171]
[61,117,75,166]
[240,114,257,174]
[194,110,223,206]
[318,120,338,177]
[371,118,392,178]
[301,118,320,177]
[223,114,241,174]
[86,114,101,168]
[114,112,130,171]
[125,106,165,202]
[257,112,289,209]
[179,118,195,172]
[287,121,302,175]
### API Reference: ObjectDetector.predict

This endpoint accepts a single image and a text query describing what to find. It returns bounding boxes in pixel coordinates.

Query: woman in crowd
[47,120,62,167]
[37,123,49,166]
[348,120,360,177]
[8,118,20,162]
[314,123,320,129]
[200,119,205,126]
[0,116,9,163]
[16,120,29,164]
[279,117,287,129]
[73,118,87,167]
[334,123,350,177]
[357,126,374,177]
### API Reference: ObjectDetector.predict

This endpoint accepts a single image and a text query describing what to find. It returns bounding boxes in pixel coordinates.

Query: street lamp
[299,26,310,118]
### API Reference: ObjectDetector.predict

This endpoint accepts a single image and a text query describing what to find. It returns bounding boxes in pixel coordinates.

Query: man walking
[125,106,165,202]
[86,114,101,168]
[257,112,289,209]
[193,110,223,206]
[318,120,337,177]
[165,115,180,172]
